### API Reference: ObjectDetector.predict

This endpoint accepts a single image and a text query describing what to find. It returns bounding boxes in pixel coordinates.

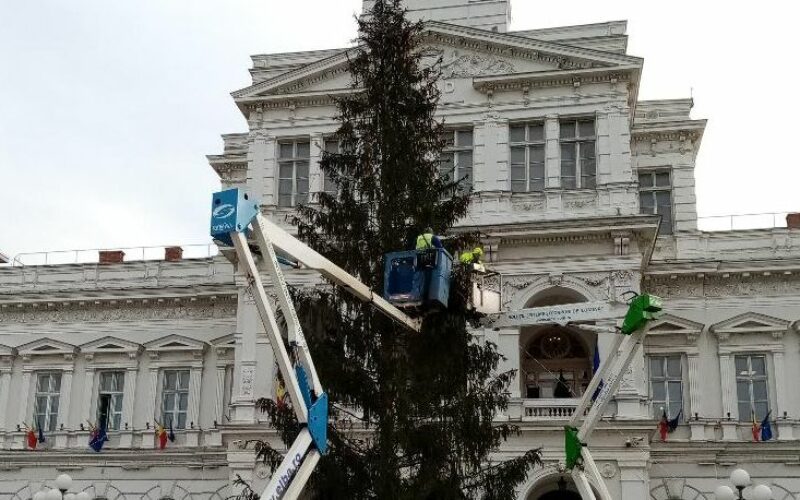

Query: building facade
[2,1,800,498]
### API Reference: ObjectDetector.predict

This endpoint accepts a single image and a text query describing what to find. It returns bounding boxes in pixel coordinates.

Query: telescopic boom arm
[210,189,420,500]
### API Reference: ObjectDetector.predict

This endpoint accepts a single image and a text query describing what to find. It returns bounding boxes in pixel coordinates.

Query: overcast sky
[1,0,797,259]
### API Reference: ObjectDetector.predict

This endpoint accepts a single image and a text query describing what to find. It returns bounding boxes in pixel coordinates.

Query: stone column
[81,368,96,424]
[0,370,12,431]
[247,130,273,206]
[18,370,32,426]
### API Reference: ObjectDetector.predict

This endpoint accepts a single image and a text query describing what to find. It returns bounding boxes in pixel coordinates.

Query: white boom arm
[211,189,420,500]
[483,299,658,500]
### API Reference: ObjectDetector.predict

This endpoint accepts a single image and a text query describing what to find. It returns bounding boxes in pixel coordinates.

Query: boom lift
[211,187,661,500]
[210,189,421,500]
[484,294,662,500]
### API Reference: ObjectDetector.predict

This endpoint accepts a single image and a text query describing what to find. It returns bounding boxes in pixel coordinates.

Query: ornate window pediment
[211,334,236,358]
[18,338,77,361]
[145,335,207,360]
[81,336,142,361]
[711,312,790,341]
[645,314,704,344]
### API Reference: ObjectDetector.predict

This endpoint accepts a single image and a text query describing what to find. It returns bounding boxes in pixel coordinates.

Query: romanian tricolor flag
[155,421,168,449]
[276,375,287,409]
[751,411,761,442]
[24,423,37,450]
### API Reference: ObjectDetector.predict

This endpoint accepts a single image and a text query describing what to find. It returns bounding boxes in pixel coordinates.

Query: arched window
[521,327,592,399]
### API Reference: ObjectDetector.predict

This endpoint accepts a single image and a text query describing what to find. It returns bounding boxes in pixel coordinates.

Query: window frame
[559,118,597,190]
[440,128,474,192]
[509,122,546,193]
[277,139,311,208]
[638,168,674,235]
[33,372,62,432]
[734,354,770,422]
[160,369,191,430]
[648,354,684,419]
[97,371,125,431]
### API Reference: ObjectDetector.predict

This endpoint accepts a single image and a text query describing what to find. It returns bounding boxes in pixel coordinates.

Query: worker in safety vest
[459,247,486,273]
[416,227,443,250]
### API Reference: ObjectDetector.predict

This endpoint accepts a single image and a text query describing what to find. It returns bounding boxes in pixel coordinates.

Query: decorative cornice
[644,271,800,299]
[0,295,237,324]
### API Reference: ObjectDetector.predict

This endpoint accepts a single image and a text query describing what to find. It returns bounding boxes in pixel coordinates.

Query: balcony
[506,398,585,421]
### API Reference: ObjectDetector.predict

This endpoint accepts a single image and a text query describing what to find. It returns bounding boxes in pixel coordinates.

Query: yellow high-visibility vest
[416,233,434,250]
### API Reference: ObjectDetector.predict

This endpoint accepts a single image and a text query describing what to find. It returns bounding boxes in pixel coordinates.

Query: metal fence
[697,212,791,232]
[9,243,220,267]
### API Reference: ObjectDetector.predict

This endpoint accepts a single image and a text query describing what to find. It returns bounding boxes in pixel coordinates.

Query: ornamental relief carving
[501,272,613,307]
[441,54,515,79]
[0,302,237,324]
[647,274,800,299]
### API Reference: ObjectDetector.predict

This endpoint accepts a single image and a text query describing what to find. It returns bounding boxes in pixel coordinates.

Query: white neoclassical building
[2,1,800,499]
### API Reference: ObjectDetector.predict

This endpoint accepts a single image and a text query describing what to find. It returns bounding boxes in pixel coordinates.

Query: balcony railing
[9,243,219,267]
[507,398,586,420]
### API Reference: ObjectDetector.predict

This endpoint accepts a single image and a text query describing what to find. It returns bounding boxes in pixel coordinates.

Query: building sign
[486,301,621,328]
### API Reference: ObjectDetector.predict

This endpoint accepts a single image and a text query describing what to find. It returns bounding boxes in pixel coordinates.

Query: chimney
[99,250,125,264]
[787,213,800,229]
[165,246,184,262]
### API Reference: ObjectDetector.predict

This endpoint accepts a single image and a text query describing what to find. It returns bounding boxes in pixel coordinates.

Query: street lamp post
[714,468,773,500]
[31,474,92,500]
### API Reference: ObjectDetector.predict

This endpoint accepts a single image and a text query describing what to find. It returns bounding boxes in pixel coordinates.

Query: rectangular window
[735,355,769,422]
[509,123,546,193]
[559,119,596,189]
[639,169,673,235]
[277,140,310,207]
[161,369,190,430]
[33,372,62,432]
[649,356,682,419]
[440,129,474,192]
[97,371,125,430]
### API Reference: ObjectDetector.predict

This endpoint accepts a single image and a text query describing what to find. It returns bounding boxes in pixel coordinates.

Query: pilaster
[496,328,520,398]
[687,353,703,417]
[121,367,138,430]
[58,369,74,430]
[232,275,258,423]
[143,367,159,428]
[719,353,736,420]
[188,366,203,428]
[214,365,227,425]
[0,370,11,431]
[309,133,324,195]
[773,350,787,418]
[544,115,560,189]
[619,464,648,499]
[18,370,31,425]
[81,368,96,424]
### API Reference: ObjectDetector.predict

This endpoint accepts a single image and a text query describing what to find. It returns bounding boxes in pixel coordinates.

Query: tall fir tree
[256,1,541,498]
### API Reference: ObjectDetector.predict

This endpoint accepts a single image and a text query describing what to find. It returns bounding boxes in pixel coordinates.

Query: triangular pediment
[18,338,77,357]
[81,336,142,355]
[211,334,236,348]
[647,314,704,338]
[711,312,790,340]
[144,334,207,353]
[232,22,641,102]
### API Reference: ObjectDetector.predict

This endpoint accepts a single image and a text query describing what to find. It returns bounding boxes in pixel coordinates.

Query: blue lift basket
[383,248,452,308]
